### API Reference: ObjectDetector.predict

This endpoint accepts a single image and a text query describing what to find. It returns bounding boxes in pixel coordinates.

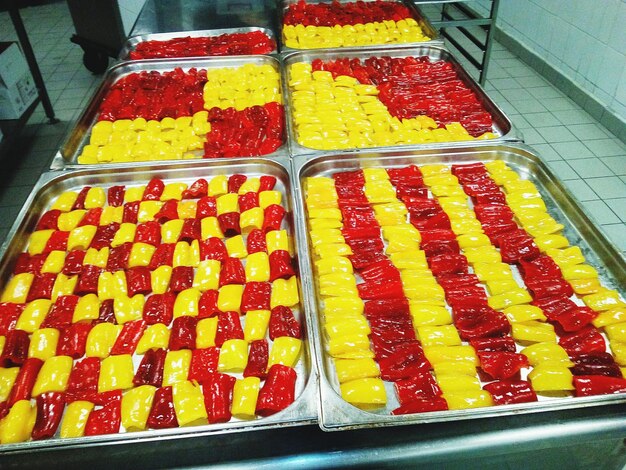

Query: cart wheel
[82,50,109,74]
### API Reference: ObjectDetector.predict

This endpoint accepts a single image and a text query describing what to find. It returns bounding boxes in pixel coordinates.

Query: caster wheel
[83,50,109,74]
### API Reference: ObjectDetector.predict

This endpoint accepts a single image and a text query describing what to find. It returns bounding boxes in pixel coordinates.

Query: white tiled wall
[118,0,147,36]
[471,0,626,123]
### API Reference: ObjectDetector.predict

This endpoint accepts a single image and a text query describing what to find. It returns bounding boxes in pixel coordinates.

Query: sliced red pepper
[392,397,448,415]
[180,218,201,242]
[188,347,220,384]
[202,372,236,423]
[66,356,100,402]
[147,386,179,429]
[228,174,247,194]
[108,185,125,207]
[358,278,405,300]
[454,307,511,340]
[269,306,301,340]
[72,187,91,210]
[135,221,162,246]
[7,357,42,405]
[133,348,167,387]
[217,212,241,237]
[262,204,285,233]
[247,229,267,254]
[13,253,39,275]
[470,336,516,352]
[570,352,622,378]
[519,255,562,279]
[478,351,529,380]
[525,277,573,300]
[219,257,246,286]
[196,196,217,219]
[199,238,228,263]
[32,392,65,440]
[369,314,416,343]
[483,379,538,405]
[267,250,295,283]
[559,326,606,355]
[96,299,117,324]
[198,290,220,319]
[57,322,93,358]
[215,311,244,347]
[148,243,175,269]
[428,253,468,276]
[238,192,259,212]
[241,282,271,312]
[256,364,297,416]
[84,398,121,436]
[106,242,132,271]
[0,329,30,367]
[76,265,102,295]
[341,206,378,230]
[62,250,86,276]
[244,339,269,379]
[170,266,194,293]
[498,231,539,263]
[379,342,430,381]
[573,376,626,397]
[259,176,276,191]
[26,272,57,302]
[90,223,120,250]
[125,266,152,297]
[364,298,410,319]
[182,179,208,199]
[110,320,146,355]
[78,208,103,227]
[143,178,165,201]
[36,209,61,230]
[42,295,79,329]
[142,292,175,325]
[169,316,198,351]
[0,303,24,335]
[395,372,442,404]
[122,201,140,224]
[154,199,179,223]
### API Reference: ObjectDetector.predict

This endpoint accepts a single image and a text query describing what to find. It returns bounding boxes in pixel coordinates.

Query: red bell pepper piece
[180,218,201,242]
[199,237,228,263]
[395,372,442,404]
[0,329,30,367]
[392,397,449,415]
[478,351,529,380]
[135,221,162,246]
[0,303,24,335]
[445,286,489,311]
[90,223,120,250]
[97,299,117,324]
[364,298,410,318]
[454,307,511,340]
[533,296,597,332]
[268,250,295,282]
[170,266,194,292]
[134,348,167,387]
[7,357,42,405]
[570,352,622,378]
[256,364,297,416]
[262,204,285,233]
[110,319,146,355]
[42,295,79,329]
[142,292,175,326]
[78,208,103,227]
[66,357,100,402]
[182,179,208,199]
[419,238,460,258]
[154,199,179,223]
[218,257,246,286]
[259,176,276,191]
[57,321,93,358]
[428,253,469,276]
[415,212,452,231]
[32,392,66,440]
[122,201,140,224]
[125,266,152,297]
[203,372,236,423]
[358,278,405,300]
[228,174,247,194]
[244,339,268,379]
[238,192,259,212]
[269,306,301,340]
[498,231,539,263]
[106,242,132,271]
[72,187,91,210]
[215,311,244,347]
[12,253,39,275]
[143,178,165,201]
[573,376,626,397]
[188,347,220,384]
[147,386,179,429]
[76,265,102,295]
[379,342,430,381]
[483,379,538,405]
[525,277,573,300]
[341,207,378,230]
[36,209,61,230]
[148,243,175,269]
[84,398,121,436]
[198,290,220,319]
[241,282,271,312]
[247,229,267,254]
[559,326,606,355]
[107,185,125,207]
[169,316,198,351]
[196,196,217,219]
[369,315,416,343]
[470,336,516,353]
[63,250,86,276]
[26,272,57,302]
[519,255,562,279]
[217,212,241,237]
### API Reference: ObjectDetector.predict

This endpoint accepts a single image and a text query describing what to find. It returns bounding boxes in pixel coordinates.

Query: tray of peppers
[293,143,626,431]
[53,56,286,169]
[0,159,317,447]
[282,45,521,155]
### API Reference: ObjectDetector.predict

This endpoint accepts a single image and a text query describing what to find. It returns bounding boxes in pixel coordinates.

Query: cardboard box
[0,42,37,120]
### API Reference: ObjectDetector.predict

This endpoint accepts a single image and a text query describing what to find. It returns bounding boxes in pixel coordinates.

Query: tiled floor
[0,1,625,257]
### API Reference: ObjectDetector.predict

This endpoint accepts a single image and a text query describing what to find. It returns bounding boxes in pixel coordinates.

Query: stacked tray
[0,159,317,449]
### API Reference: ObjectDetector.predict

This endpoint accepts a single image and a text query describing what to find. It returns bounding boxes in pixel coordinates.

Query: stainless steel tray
[52,56,288,170]
[119,27,278,61]
[0,158,317,452]
[278,0,442,54]
[282,45,521,157]
[290,143,626,432]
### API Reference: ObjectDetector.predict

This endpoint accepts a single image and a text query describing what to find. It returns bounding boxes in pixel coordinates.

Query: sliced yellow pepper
[231,377,261,419]
[121,384,156,431]
[98,354,135,392]
[31,355,73,396]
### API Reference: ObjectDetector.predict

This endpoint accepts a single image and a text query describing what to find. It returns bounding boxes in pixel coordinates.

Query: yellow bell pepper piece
[208,175,228,197]
[443,390,493,410]
[60,401,93,438]
[172,380,207,426]
[217,284,244,313]
[161,182,188,201]
[485,279,520,296]
[216,193,239,215]
[51,274,78,301]
[315,256,353,275]
[67,226,97,251]
[121,384,156,431]
[50,191,78,211]
[417,325,462,347]
[464,246,502,264]
[163,350,192,386]
[100,206,123,225]
[200,217,224,239]
[245,252,270,282]
[389,250,428,270]
[409,303,452,326]
[473,262,513,282]
[511,320,556,343]
[174,288,201,318]
[503,305,547,323]
[240,207,264,233]
[28,328,60,360]
[41,250,66,274]
[270,276,299,308]
[569,278,602,295]
[83,247,109,268]
[325,316,370,339]
[27,230,54,256]
[0,367,19,402]
[259,191,282,209]
[488,288,533,310]
[612,342,626,366]
[225,235,247,258]
[436,374,481,392]
[424,345,478,366]
[268,337,301,368]
[592,307,626,328]
[334,358,380,383]
[193,260,221,292]
[323,297,364,317]
[266,230,290,255]
[113,294,145,324]
[319,272,358,297]
[433,361,477,377]
[196,317,218,348]
[16,299,51,333]
[136,324,170,354]
[85,322,122,358]
[528,364,574,392]
[98,354,135,392]
[605,322,626,343]
[328,333,373,359]
[231,376,261,419]
[84,187,106,209]
[217,339,248,372]
[31,355,73,396]
[561,264,598,281]
[521,342,573,367]
[340,378,386,407]
[583,290,625,312]
[161,219,184,244]
[172,241,192,267]
[128,243,156,268]
[0,400,37,444]
[151,265,172,294]
[111,222,136,247]
[1,273,34,303]
[243,309,270,342]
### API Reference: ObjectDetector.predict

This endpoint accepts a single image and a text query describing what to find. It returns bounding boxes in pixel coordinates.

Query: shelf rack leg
[8,1,58,124]
[478,0,500,86]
